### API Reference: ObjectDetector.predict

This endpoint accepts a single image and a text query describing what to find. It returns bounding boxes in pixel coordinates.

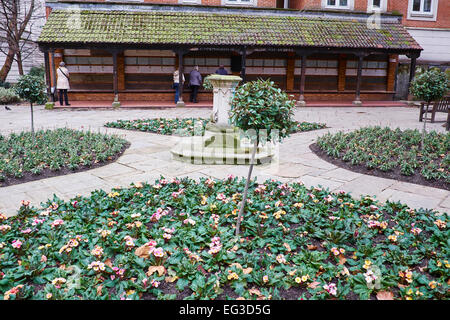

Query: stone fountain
[170,74,275,165]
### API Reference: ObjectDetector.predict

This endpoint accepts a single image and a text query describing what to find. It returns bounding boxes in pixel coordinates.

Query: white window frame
[179,0,202,4]
[407,0,438,21]
[367,0,387,13]
[222,0,257,7]
[322,0,355,10]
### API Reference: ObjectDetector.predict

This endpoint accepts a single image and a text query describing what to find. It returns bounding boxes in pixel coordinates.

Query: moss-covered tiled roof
[38,9,421,51]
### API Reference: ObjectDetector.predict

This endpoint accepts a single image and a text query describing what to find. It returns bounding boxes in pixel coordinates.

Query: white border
[367,0,387,13]
[321,0,355,10]
[178,0,202,4]
[407,0,438,21]
[222,0,258,7]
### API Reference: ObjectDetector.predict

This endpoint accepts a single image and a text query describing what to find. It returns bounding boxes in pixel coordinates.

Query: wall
[0,0,46,83]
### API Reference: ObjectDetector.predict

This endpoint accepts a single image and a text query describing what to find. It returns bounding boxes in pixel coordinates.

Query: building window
[368,0,387,12]
[179,0,201,4]
[223,0,257,6]
[327,0,349,8]
[412,0,432,14]
[322,0,354,10]
[407,0,438,20]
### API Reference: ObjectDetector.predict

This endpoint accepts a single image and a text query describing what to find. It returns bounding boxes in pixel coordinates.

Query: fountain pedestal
[171,75,275,165]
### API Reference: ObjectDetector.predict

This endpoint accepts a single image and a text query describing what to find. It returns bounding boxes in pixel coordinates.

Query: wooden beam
[354,54,364,105]
[112,51,118,96]
[409,56,417,84]
[43,50,52,101]
[286,52,295,91]
[386,54,398,92]
[176,49,188,107]
[241,47,247,83]
[297,54,307,106]
[338,54,347,92]
[50,50,57,99]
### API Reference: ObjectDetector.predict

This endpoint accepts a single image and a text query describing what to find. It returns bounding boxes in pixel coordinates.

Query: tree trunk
[0,48,15,82]
[235,139,258,237]
[30,102,35,144]
[421,102,429,151]
[16,51,24,76]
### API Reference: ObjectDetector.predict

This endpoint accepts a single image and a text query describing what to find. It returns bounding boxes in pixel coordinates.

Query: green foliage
[27,65,45,79]
[230,79,296,143]
[0,87,21,105]
[317,127,449,184]
[0,128,128,184]
[0,177,448,300]
[14,74,47,105]
[105,117,326,136]
[410,69,448,103]
[0,80,11,89]
[202,76,213,91]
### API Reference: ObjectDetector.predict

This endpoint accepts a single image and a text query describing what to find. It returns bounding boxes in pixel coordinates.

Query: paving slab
[0,106,449,217]
[292,175,345,191]
[339,175,396,198]
[319,168,363,182]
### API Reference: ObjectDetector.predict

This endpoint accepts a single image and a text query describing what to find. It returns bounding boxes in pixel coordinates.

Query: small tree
[410,69,448,149]
[14,74,47,143]
[230,79,296,236]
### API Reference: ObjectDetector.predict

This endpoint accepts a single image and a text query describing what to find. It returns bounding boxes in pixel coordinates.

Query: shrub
[230,78,296,143]
[0,87,21,105]
[14,74,47,141]
[410,69,448,104]
[28,65,45,79]
[0,80,11,89]
[230,79,296,235]
[14,74,47,105]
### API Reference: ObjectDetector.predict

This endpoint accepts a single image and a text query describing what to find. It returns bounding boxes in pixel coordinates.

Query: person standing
[56,61,70,106]
[189,65,202,103]
[173,69,185,104]
[215,64,228,75]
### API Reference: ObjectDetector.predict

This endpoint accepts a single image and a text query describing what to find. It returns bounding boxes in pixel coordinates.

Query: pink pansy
[21,200,30,207]
[323,283,337,296]
[31,218,45,226]
[21,228,32,234]
[51,219,64,228]
[153,247,164,258]
[151,279,160,288]
[11,240,22,249]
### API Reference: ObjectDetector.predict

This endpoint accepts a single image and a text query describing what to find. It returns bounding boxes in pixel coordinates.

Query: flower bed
[0,128,129,187]
[313,127,450,190]
[0,177,448,300]
[105,118,326,136]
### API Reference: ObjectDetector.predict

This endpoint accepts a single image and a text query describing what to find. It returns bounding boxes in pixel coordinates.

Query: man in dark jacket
[189,66,202,103]
[215,65,228,75]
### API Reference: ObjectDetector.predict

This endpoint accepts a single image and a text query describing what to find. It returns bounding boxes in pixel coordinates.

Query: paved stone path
[0,105,449,217]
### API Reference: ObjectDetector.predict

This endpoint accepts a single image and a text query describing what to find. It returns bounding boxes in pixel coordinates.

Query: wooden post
[297,54,307,106]
[338,54,347,92]
[112,51,118,95]
[50,50,56,102]
[286,52,295,91]
[386,54,398,92]
[353,54,364,105]
[406,52,420,103]
[44,50,52,100]
[177,49,185,107]
[409,56,417,84]
[112,51,120,108]
[117,52,125,91]
[241,47,246,83]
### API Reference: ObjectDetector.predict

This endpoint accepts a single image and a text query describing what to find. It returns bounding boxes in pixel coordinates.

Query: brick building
[38,0,426,105]
[289,0,450,98]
